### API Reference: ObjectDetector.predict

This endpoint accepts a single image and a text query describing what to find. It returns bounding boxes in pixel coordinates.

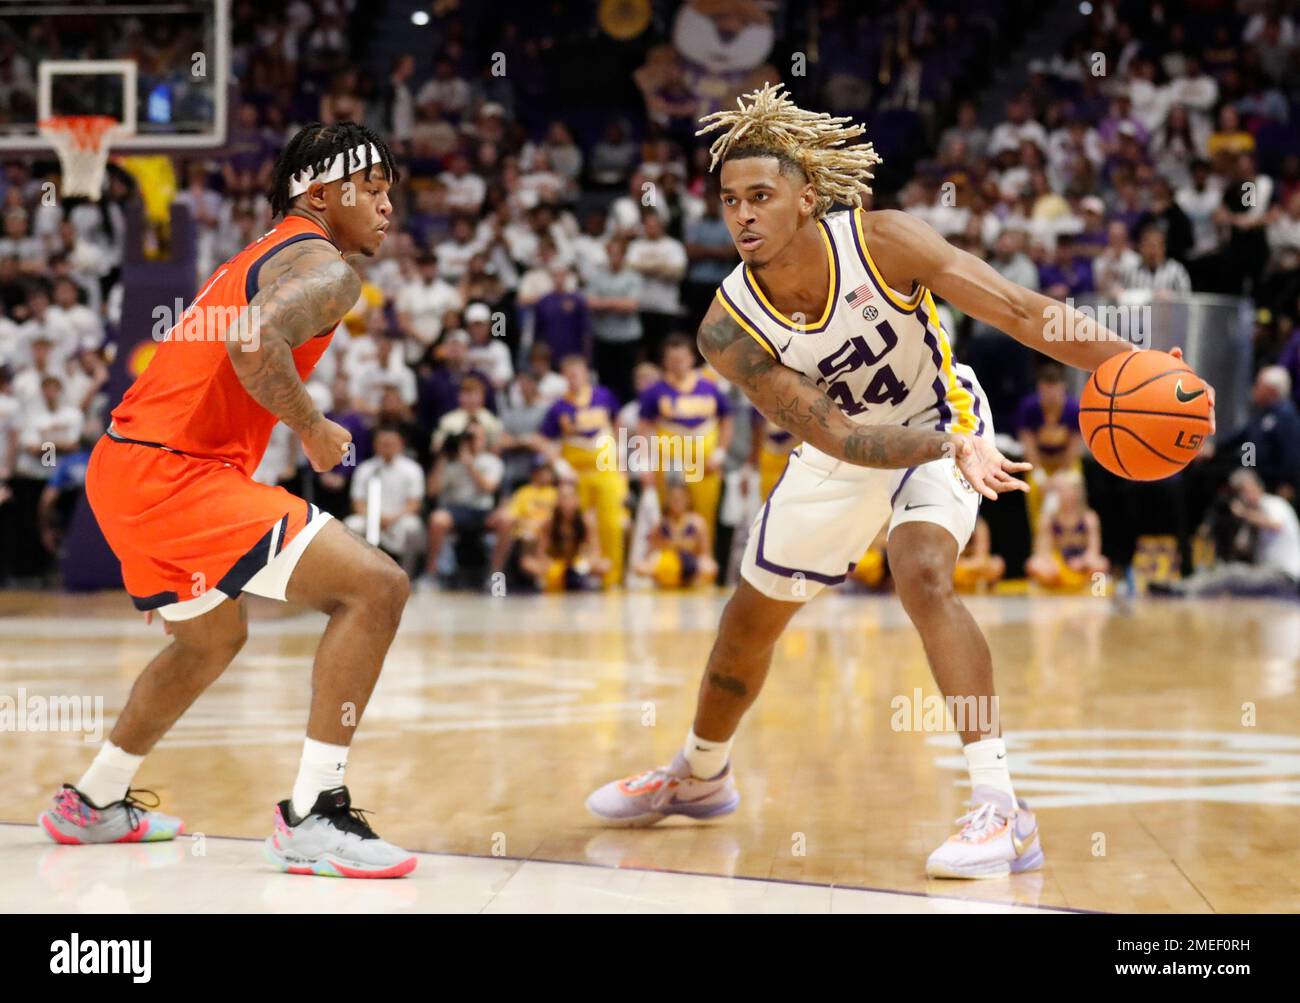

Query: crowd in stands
[0,0,1296,596]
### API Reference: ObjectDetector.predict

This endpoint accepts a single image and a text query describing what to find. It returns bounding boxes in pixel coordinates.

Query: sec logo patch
[862,305,878,321]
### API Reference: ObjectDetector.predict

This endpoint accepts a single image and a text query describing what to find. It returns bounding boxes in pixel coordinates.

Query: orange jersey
[110,215,340,475]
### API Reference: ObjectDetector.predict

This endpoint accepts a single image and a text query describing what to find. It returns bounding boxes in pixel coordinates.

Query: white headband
[288,143,383,198]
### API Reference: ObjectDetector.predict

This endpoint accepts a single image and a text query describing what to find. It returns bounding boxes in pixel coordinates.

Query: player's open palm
[949,434,1032,501]
[301,417,353,472]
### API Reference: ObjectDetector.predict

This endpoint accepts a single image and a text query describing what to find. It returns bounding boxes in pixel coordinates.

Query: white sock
[290,738,350,821]
[77,742,145,807]
[963,737,1016,803]
[683,729,733,780]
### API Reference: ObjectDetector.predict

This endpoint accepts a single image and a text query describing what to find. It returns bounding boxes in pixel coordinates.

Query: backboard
[0,0,229,152]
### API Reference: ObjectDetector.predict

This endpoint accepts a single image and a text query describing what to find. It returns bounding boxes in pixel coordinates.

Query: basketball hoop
[38,115,124,201]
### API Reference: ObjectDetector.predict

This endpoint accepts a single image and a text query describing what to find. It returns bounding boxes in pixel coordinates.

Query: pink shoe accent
[52,789,97,828]
[40,814,83,845]
[287,865,315,875]
[331,855,417,879]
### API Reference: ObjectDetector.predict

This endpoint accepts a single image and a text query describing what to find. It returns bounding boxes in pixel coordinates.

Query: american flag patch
[845,282,873,306]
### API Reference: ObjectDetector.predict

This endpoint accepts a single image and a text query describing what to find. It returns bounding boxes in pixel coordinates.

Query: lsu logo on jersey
[952,461,976,495]
[812,320,910,417]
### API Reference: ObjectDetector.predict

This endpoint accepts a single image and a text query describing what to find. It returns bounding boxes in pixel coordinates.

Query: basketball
[1079,350,1213,481]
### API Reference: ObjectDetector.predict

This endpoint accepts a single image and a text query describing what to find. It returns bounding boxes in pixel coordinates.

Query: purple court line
[0,819,1092,914]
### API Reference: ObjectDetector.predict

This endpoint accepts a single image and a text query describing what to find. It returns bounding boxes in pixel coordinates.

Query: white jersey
[716,207,986,438]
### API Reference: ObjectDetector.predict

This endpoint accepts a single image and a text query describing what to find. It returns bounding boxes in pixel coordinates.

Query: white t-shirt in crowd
[351,454,427,515]
[507,372,567,409]
[350,361,418,412]
[12,363,66,408]
[0,234,46,268]
[988,119,1049,156]
[16,401,83,480]
[435,240,480,283]
[252,421,297,486]
[1257,494,1300,581]
[437,452,504,510]
[416,77,471,115]
[570,233,610,283]
[396,277,462,343]
[625,235,687,314]
[13,315,76,368]
[0,391,20,475]
[439,171,486,212]
[0,316,24,369]
[466,338,514,389]
[46,303,104,353]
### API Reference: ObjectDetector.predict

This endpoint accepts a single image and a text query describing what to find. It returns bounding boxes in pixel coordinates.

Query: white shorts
[740,441,985,604]
[156,509,334,622]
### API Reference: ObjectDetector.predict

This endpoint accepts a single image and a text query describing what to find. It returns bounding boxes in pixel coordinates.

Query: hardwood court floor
[1,588,1298,913]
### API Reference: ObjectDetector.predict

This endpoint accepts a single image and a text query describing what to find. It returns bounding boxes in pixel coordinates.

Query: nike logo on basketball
[903,503,935,511]
[1174,380,1205,402]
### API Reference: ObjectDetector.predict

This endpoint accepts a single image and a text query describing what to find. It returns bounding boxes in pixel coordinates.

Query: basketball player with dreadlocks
[37,123,419,878]
[588,85,1215,878]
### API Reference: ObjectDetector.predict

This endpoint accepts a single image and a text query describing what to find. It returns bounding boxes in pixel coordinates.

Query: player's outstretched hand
[301,416,353,472]
[1167,346,1216,434]
[949,434,1032,502]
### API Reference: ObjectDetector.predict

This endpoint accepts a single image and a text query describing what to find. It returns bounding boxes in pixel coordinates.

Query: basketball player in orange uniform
[37,123,418,878]
[587,85,1216,878]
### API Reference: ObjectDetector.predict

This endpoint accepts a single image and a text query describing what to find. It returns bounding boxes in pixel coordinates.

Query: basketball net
[38,115,123,201]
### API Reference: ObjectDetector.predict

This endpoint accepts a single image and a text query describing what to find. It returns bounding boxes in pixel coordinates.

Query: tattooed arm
[697,297,1030,498]
[227,240,360,471]
[696,296,952,470]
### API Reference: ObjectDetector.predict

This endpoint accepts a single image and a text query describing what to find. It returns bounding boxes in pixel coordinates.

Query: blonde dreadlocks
[696,82,883,218]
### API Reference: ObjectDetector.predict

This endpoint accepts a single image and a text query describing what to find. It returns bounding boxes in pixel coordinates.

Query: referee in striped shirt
[1118,226,1192,293]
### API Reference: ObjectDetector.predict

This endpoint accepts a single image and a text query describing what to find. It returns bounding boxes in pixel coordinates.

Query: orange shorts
[86,434,331,619]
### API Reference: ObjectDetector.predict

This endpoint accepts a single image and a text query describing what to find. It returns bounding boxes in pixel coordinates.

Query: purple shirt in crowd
[326,409,374,477]
[1037,256,1095,298]
[533,291,590,362]
[638,375,732,429]
[1280,329,1300,409]
[539,385,621,446]
[1014,390,1081,459]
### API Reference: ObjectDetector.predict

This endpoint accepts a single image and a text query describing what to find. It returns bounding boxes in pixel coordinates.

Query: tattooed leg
[692,579,803,741]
